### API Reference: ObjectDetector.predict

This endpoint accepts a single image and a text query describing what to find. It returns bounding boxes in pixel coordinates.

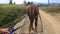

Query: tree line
[9,0,15,4]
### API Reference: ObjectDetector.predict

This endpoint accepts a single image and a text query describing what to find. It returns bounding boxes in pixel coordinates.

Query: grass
[40,6,60,13]
[0,4,27,28]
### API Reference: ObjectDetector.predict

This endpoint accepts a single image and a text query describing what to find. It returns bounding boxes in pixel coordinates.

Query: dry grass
[40,6,60,13]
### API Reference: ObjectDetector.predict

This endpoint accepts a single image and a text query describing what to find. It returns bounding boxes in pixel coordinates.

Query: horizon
[0,0,60,4]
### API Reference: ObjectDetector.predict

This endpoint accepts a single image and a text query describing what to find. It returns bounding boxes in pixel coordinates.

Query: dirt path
[13,10,60,34]
[39,10,60,34]
[13,15,43,34]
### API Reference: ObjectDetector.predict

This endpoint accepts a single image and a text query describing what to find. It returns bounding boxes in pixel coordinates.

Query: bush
[40,6,60,13]
[0,4,27,28]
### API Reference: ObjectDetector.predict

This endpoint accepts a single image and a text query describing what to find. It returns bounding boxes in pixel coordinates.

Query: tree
[14,2,16,4]
[31,2,33,4]
[28,1,31,5]
[9,0,12,4]
[48,0,50,6]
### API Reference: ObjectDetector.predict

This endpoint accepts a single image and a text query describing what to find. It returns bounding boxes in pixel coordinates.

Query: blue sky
[0,0,60,4]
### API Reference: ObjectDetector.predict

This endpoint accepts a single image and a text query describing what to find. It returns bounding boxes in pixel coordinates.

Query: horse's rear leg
[35,16,38,32]
[29,19,34,33]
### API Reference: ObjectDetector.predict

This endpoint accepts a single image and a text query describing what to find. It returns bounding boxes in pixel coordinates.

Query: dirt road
[13,10,60,34]
[13,15,43,34]
[40,10,60,34]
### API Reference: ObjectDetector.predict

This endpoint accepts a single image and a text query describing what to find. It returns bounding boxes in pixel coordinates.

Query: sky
[0,0,60,4]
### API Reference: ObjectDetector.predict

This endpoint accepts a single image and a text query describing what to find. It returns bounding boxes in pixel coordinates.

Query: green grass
[40,6,60,13]
[0,4,27,28]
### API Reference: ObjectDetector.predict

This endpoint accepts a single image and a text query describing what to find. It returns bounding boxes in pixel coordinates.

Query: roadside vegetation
[40,6,60,13]
[0,4,27,28]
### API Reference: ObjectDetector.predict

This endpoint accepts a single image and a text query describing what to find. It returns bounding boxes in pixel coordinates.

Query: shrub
[0,4,27,28]
[40,6,60,13]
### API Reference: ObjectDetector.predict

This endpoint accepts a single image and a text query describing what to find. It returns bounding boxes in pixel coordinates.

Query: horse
[27,4,39,32]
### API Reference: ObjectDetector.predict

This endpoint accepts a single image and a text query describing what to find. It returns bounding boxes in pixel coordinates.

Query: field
[40,6,60,13]
[0,4,27,28]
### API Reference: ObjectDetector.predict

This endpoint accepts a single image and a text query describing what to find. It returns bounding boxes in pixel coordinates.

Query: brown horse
[27,4,39,32]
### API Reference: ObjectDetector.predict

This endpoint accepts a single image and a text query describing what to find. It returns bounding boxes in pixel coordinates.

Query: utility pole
[9,0,12,4]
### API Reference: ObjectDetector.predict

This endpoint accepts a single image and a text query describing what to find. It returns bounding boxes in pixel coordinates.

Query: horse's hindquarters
[27,4,39,20]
